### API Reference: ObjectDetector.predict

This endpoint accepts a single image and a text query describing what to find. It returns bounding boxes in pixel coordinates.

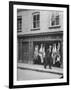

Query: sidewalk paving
[17,63,63,75]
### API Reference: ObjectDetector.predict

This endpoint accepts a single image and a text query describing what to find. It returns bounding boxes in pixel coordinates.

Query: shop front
[17,31,63,68]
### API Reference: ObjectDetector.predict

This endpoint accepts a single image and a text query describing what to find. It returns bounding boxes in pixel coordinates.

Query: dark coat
[44,50,52,65]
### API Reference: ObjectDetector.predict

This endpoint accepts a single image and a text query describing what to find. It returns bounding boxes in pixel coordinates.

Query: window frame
[50,13,60,27]
[32,12,40,30]
[17,16,22,32]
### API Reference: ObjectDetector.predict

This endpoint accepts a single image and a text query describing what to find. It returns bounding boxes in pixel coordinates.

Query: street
[17,68,62,81]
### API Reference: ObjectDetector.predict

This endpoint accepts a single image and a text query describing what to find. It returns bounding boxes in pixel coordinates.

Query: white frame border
[13,4,67,85]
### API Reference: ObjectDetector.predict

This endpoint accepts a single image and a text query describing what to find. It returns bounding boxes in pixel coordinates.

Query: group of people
[33,43,61,69]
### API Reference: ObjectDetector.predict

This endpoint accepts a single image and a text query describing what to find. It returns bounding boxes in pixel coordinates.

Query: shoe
[44,66,46,69]
[49,67,52,69]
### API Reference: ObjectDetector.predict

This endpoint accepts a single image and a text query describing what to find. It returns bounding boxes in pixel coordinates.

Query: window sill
[31,28,40,31]
[17,31,22,32]
[49,25,61,29]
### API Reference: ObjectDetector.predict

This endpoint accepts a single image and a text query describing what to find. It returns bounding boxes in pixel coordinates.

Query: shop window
[17,16,22,32]
[32,12,40,29]
[33,42,62,67]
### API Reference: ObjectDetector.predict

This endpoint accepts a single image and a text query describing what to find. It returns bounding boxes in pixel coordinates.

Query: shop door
[22,42,29,63]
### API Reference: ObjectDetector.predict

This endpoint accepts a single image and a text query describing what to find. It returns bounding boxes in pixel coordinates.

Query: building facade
[17,9,63,67]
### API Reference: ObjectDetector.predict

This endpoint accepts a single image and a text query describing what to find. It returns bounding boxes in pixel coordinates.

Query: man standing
[44,45,52,69]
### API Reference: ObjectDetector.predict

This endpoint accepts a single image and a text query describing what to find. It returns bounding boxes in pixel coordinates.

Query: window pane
[33,21,36,28]
[51,14,59,26]
[51,20,55,26]
[37,14,40,20]
[17,16,22,31]
[33,13,40,29]
[56,15,59,25]
[51,14,55,26]
[33,15,36,21]
[37,20,40,28]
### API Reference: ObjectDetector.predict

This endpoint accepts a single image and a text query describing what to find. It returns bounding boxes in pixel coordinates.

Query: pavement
[17,63,63,75]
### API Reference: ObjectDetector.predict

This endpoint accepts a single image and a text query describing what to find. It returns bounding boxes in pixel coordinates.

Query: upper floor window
[51,14,60,26]
[32,12,40,29]
[17,16,22,32]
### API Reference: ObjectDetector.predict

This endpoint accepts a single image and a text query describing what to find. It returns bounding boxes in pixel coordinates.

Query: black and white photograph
[17,9,63,80]
[9,1,69,88]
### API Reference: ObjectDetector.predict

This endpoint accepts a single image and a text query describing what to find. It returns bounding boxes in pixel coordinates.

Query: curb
[18,66,63,75]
